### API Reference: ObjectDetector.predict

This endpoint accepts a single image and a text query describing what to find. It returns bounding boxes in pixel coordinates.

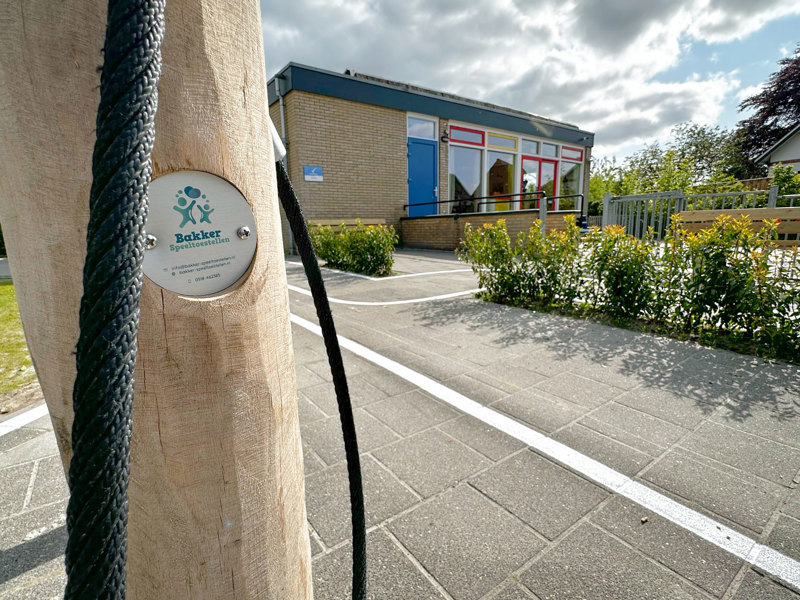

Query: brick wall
[269,89,593,252]
[269,101,292,251]
[270,90,408,251]
[401,211,578,250]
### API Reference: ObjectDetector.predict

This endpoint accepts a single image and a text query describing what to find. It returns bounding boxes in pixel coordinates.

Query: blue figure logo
[198,203,214,224]
[173,186,212,228]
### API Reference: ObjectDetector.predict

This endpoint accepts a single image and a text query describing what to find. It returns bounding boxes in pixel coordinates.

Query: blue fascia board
[268,63,595,147]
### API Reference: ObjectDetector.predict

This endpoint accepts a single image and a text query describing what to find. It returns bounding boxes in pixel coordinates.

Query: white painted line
[0,403,49,438]
[370,269,474,280]
[289,312,800,590]
[285,261,472,281]
[287,284,481,306]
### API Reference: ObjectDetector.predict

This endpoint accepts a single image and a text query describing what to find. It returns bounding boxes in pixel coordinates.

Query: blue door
[408,138,438,217]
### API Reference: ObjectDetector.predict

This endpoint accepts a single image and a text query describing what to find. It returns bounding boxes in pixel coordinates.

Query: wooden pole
[0,1,312,598]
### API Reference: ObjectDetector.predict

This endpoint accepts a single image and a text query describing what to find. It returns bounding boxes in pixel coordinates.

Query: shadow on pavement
[411,297,800,424]
[0,525,66,585]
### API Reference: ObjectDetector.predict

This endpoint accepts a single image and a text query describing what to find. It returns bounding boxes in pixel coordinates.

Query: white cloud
[688,0,800,43]
[260,0,797,155]
[737,83,764,103]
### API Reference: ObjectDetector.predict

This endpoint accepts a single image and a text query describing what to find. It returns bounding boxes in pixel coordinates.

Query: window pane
[488,134,517,149]
[408,117,435,139]
[450,126,483,145]
[562,146,583,161]
[449,145,482,213]
[521,158,540,210]
[542,143,558,157]
[521,140,538,155]
[541,161,556,203]
[486,151,515,212]
[559,163,581,209]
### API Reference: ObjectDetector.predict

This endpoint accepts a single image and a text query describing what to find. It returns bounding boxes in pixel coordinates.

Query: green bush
[458,215,800,362]
[309,220,398,277]
[584,225,657,321]
[457,219,518,302]
[517,217,583,306]
[772,163,800,197]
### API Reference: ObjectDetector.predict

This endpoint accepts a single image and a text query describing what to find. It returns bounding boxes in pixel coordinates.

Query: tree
[771,163,800,196]
[671,122,730,180]
[738,43,800,162]
[656,150,693,193]
[716,127,765,180]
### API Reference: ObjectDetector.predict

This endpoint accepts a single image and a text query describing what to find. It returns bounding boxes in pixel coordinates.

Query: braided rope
[276,161,367,600]
[65,1,164,598]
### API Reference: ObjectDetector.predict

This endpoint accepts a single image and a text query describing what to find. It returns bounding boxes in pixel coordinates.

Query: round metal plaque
[142,171,257,296]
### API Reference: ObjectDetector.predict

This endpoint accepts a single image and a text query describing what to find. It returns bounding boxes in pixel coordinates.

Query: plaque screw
[237,226,251,240]
[144,234,158,250]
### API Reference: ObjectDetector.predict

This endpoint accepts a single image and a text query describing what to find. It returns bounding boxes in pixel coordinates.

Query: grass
[0,281,36,395]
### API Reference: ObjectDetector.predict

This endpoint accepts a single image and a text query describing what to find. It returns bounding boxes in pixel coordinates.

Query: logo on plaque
[173,185,213,227]
[142,171,257,296]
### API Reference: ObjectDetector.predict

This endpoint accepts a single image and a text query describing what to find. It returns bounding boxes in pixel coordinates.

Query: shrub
[772,163,800,197]
[457,216,583,307]
[309,220,398,277]
[458,214,800,363]
[584,225,657,321]
[457,219,519,302]
[677,215,777,336]
[517,216,582,306]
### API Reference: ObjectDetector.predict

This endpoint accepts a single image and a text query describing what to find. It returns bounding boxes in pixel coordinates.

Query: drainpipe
[274,77,294,253]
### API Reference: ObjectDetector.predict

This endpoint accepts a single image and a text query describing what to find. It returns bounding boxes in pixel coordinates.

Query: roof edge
[755,122,800,164]
[267,62,595,146]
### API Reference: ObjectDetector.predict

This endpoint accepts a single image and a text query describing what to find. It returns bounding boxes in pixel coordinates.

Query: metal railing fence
[601,186,791,240]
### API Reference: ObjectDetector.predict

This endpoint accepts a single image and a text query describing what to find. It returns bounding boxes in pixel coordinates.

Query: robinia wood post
[0,1,312,598]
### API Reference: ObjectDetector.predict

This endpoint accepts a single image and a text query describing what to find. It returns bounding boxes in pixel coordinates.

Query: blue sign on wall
[303,165,323,182]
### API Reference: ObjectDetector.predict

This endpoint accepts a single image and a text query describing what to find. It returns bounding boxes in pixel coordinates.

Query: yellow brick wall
[401,211,577,250]
[269,89,593,251]
[270,90,408,252]
[438,119,449,213]
[269,102,292,252]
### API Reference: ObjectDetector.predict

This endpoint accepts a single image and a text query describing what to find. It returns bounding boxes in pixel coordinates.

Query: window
[407,117,436,140]
[521,139,539,155]
[450,125,484,146]
[541,161,556,198]
[561,146,583,161]
[559,162,582,209]
[449,145,483,213]
[542,143,558,158]
[486,151,515,211]
[521,157,558,210]
[521,157,540,210]
[487,133,517,150]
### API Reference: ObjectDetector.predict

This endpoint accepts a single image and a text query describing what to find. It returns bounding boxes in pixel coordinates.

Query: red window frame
[561,146,584,162]
[520,156,559,210]
[450,125,484,146]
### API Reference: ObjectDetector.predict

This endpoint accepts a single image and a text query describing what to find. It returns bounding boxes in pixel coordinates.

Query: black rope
[65,1,164,598]
[276,160,367,600]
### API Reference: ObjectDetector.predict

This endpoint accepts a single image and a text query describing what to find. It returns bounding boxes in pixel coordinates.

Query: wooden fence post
[0,1,311,598]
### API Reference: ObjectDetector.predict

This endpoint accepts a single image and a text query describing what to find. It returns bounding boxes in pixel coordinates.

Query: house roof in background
[267,63,595,147]
[756,122,800,164]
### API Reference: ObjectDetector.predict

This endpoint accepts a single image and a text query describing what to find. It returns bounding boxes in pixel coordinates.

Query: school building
[267,63,595,251]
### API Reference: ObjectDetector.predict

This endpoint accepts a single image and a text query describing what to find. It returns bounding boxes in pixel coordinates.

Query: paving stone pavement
[2,249,800,599]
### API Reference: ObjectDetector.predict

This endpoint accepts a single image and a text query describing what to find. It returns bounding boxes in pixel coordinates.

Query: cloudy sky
[261,0,799,159]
